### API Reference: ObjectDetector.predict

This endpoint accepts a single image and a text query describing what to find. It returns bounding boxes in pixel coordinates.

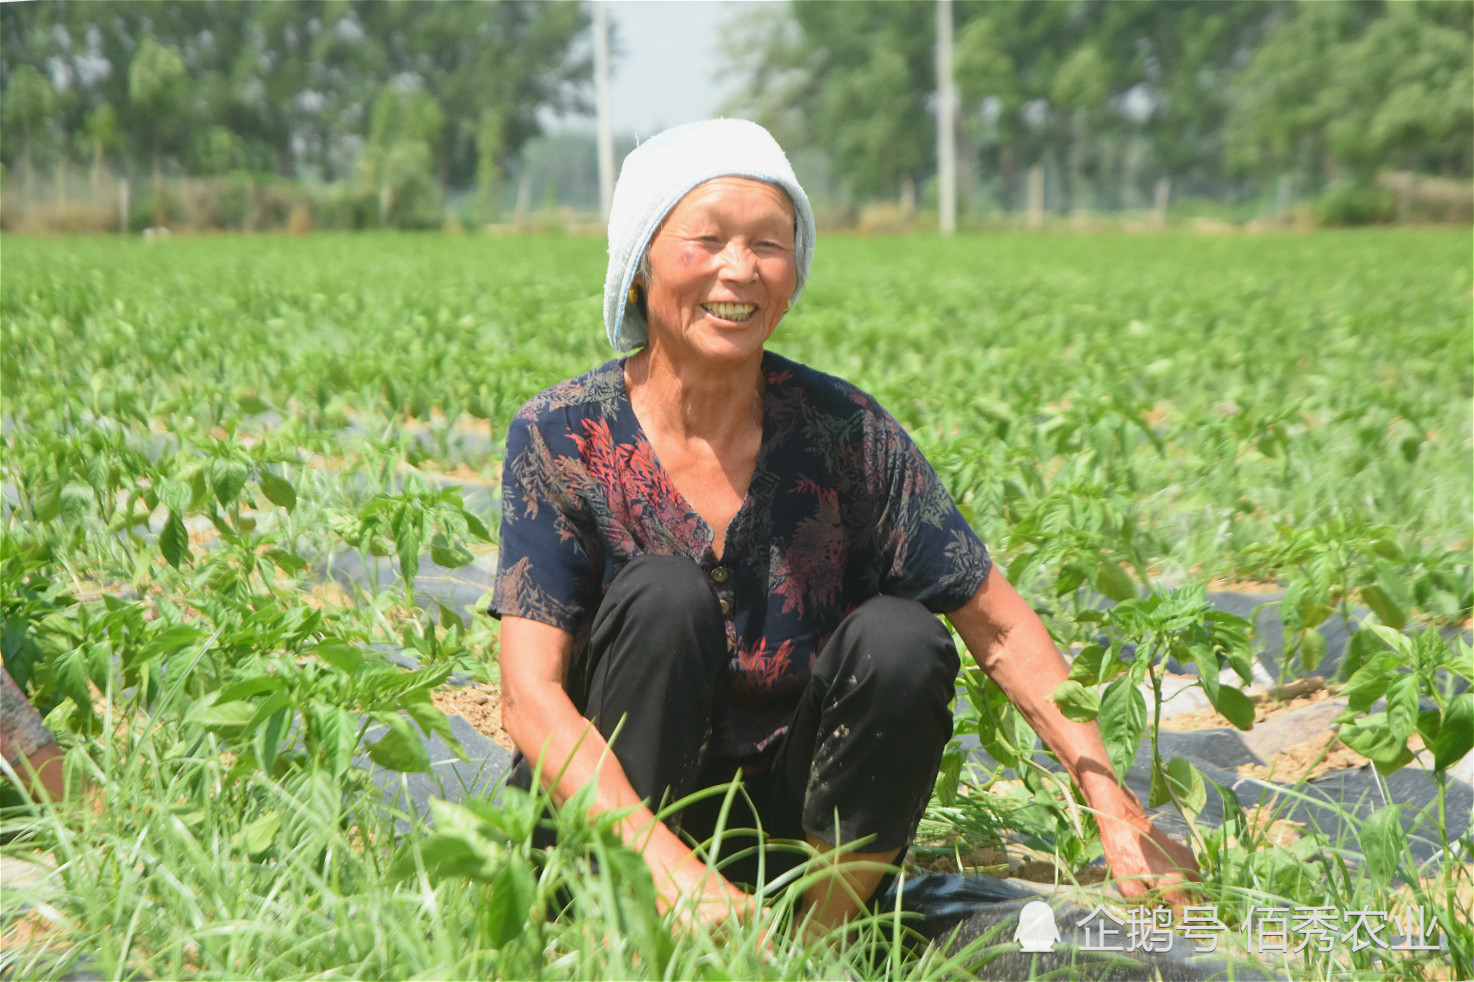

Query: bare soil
[1159,684,1336,732]
[432,681,513,750]
[1235,730,1368,784]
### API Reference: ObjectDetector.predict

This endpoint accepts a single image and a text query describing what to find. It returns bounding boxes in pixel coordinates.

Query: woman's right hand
[501,616,768,949]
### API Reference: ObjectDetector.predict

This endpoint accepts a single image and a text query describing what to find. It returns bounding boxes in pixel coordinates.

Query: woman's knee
[581,553,727,710]
[601,554,723,631]
[823,595,960,703]
[589,551,722,642]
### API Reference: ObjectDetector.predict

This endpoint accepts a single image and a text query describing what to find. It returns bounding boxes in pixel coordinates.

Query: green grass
[2,229,1470,979]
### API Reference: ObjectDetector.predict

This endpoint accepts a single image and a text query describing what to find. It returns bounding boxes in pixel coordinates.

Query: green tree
[192,126,248,177]
[79,103,122,192]
[1,1,592,195]
[1051,44,1110,211]
[3,64,55,192]
[361,80,446,228]
[472,107,507,224]
[1326,4,1472,179]
[129,36,189,225]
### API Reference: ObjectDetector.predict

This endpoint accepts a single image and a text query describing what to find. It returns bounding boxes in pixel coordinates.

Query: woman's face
[639,177,798,367]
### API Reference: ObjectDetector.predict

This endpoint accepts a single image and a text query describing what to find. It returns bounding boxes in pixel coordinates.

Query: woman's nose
[717,240,759,280]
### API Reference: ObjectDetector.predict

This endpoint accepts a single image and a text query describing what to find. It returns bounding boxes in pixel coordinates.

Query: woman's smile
[701,301,758,322]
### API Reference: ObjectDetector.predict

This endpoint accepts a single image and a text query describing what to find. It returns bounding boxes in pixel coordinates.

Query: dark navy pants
[510,554,960,888]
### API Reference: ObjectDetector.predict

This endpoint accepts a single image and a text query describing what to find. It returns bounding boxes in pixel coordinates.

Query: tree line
[1,1,590,228]
[2,0,1469,231]
[723,0,1471,221]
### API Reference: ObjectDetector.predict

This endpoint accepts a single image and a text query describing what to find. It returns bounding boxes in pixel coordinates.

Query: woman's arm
[945,565,1199,905]
[2,668,66,802]
[498,615,752,922]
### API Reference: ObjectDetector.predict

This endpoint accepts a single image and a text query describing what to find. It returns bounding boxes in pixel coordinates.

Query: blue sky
[591,1,773,136]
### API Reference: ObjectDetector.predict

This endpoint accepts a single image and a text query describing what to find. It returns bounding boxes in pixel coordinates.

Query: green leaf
[402,830,500,884]
[437,602,464,630]
[181,468,204,511]
[1148,761,1171,809]
[1360,804,1404,891]
[160,479,190,516]
[186,694,256,735]
[1189,643,1220,703]
[1384,674,1419,745]
[429,532,472,569]
[238,393,271,414]
[395,521,421,588]
[1066,644,1109,686]
[214,674,285,705]
[144,624,204,655]
[367,713,430,773]
[1415,708,1441,749]
[34,481,62,521]
[1432,694,1473,773]
[1051,680,1101,723]
[85,453,111,495]
[935,747,963,806]
[1373,559,1413,619]
[1212,685,1256,731]
[264,548,307,573]
[257,706,288,777]
[315,639,365,676]
[1054,562,1086,597]
[402,696,465,759]
[213,458,248,507]
[1339,713,1410,772]
[1099,677,1146,781]
[1094,560,1136,602]
[1298,629,1326,674]
[1343,653,1399,714]
[461,509,491,542]
[310,703,358,778]
[1360,585,1406,631]
[246,691,293,733]
[1166,756,1207,819]
[1279,582,1304,632]
[48,646,93,710]
[160,510,190,568]
[259,469,297,512]
[59,481,93,522]
[1365,624,1413,657]
[486,857,537,949]
[241,811,281,855]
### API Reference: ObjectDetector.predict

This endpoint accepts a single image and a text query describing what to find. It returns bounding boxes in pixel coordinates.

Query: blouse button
[710,565,730,584]
[719,598,732,615]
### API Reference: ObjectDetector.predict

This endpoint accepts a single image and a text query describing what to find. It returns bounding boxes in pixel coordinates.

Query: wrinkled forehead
[664,176,797,228]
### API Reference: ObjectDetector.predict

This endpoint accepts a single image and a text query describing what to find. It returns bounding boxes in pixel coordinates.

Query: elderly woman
[493,118,1196,931]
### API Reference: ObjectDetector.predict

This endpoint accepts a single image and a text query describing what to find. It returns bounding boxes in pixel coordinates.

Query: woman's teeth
[702,302,756,321]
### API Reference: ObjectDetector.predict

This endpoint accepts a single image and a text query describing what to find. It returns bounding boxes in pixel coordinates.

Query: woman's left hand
[1096,807,1201,908]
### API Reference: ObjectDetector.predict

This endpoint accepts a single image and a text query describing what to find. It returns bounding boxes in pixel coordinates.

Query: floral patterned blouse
[490,351,991,757]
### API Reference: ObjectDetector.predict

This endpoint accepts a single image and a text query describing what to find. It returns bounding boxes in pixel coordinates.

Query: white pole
[936,0,956,236]
[592,1,615,224]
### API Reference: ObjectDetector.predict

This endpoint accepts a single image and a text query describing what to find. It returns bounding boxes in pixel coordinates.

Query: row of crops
[1,229,1470,979]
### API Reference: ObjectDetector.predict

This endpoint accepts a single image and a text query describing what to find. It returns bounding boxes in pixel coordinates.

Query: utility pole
[593,1,615,224]
[936,0,957,235]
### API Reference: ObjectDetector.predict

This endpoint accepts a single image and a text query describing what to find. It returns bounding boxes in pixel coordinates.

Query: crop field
[1,229,1471,980]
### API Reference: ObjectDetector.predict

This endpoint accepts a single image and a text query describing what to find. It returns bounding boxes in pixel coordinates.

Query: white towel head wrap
[603,118,816,351]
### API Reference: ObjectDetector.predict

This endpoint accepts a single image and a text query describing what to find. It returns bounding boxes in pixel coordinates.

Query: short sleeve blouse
[490,351,990,757]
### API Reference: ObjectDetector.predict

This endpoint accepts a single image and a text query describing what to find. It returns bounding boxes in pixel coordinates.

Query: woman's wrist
[1080,771,1150,827]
